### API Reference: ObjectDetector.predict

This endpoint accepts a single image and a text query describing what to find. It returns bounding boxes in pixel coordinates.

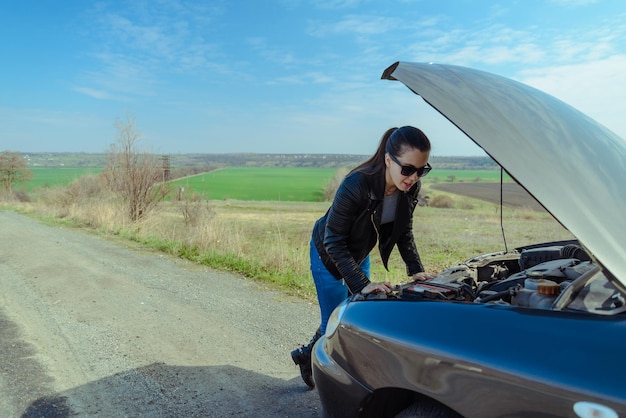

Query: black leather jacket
[312,168,425,294]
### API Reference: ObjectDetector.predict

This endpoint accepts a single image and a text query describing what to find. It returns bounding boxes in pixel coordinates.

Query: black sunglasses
[389,153,432,177]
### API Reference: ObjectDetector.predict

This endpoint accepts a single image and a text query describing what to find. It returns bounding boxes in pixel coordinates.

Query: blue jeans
[310,240,370,334]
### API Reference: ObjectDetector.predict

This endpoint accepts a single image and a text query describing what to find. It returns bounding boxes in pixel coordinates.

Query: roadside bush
[178,190,215,227]
[66,175,105,200]
[429,194,455,209]
[14,191,31,202]
[323,167,349,201]
[33,187,72,216]
[0,189,30,203]
[36,175,105,211]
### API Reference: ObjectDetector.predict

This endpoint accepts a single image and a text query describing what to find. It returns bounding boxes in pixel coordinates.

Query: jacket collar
[369,170,387,201]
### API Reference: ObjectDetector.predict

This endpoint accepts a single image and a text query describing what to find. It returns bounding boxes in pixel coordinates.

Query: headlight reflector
[325,298,349,336]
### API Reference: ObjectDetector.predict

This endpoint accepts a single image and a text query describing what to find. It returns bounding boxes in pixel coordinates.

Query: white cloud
[307,14,402,37]
[246,37,299,66]
[72,86,113,100]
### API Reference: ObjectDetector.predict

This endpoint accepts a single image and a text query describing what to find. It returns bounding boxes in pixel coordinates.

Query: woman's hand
[412,272,437,281]
[360,281,393,295]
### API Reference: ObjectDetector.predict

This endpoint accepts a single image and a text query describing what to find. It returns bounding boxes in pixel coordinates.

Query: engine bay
[365,240,626,315]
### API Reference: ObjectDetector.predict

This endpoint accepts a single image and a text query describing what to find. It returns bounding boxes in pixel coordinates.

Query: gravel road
[0,210,321,417]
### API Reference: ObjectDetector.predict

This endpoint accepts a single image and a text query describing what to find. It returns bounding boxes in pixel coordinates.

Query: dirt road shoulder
[0,210,321,417]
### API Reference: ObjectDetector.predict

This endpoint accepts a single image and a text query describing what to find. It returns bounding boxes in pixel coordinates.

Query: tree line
[22,152,497,170]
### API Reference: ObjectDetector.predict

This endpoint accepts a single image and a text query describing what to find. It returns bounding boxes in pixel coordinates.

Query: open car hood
[382,61,626,287]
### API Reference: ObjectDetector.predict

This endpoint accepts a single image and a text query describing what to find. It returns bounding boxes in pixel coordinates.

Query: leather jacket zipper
[371,210,380,243]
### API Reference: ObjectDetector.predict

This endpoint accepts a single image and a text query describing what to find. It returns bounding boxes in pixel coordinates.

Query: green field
[21,166,509,201]
[168,167,337,201]
[168,167,511,201]
[25,167,102,191]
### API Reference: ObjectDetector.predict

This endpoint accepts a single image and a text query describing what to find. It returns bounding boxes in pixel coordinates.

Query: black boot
[291,329,322,389]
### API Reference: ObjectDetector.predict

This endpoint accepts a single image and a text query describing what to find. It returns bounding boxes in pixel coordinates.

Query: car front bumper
[312,335,372,417]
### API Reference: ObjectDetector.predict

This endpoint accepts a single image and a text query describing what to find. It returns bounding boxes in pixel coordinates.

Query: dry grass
[2,185,573,301]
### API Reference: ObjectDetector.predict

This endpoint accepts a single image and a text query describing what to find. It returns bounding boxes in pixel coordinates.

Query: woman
[291,126,435,389]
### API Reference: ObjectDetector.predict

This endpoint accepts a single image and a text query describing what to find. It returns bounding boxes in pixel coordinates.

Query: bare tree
[101,114,170,222]
[322,166,349,201]
[0,151,33,192]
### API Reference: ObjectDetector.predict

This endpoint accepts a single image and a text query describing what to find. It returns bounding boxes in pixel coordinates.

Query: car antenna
[499,166,509,253]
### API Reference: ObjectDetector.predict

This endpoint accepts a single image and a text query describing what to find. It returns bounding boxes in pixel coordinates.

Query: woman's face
[385,147,430,192]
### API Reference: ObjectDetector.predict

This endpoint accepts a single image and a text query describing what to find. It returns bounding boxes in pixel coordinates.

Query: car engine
[385,240,624,312]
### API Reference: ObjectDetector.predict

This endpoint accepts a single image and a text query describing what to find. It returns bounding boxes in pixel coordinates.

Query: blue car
[312,62,626,418]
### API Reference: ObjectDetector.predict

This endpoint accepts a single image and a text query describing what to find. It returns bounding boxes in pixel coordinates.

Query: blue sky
[1,0,625,156]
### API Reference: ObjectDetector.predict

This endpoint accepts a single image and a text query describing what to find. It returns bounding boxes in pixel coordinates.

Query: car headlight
[324,298,349,337]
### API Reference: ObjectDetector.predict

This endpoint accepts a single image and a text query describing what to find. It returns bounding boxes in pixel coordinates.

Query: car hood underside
[382,62,626,287]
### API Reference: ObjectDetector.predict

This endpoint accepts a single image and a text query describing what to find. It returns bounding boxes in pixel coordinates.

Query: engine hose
[476,286,519,303]
[560,244,590,261]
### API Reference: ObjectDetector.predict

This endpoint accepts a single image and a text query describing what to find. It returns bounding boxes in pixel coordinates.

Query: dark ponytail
[350,127,398,175]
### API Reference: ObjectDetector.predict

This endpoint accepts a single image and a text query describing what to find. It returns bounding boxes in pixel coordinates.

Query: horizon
[2,1,625,157]
[20,151,496,160]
